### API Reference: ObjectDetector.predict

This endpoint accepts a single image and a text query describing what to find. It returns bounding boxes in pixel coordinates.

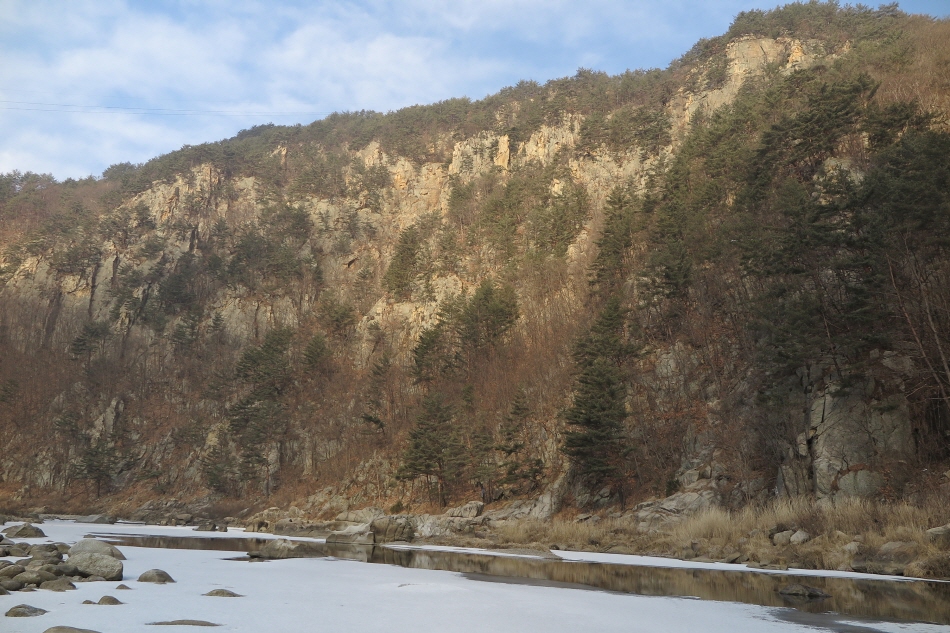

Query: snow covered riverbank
[2,521,947,633]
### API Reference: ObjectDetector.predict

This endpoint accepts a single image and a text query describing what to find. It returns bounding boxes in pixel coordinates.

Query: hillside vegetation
[1,2,949,534]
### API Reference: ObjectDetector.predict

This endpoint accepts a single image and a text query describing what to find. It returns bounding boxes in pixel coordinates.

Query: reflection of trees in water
[366,548,950,624]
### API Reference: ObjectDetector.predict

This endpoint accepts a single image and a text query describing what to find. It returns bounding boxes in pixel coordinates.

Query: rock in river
[68,552,123,581]
[68,538,126,560]
[2,523,46,538]
[6,603,48,617]
[138,569,175,583]
[39,578,76,592]
[204,589,242,597]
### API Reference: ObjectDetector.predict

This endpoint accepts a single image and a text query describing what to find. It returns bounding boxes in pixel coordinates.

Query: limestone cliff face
[669,36,841,142]
[0,24,934,517]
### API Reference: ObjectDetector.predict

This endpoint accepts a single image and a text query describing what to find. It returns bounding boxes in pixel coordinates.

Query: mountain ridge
[1,3,949,537]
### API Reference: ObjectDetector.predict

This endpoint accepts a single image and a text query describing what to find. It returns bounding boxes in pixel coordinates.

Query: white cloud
[3,0,948,178]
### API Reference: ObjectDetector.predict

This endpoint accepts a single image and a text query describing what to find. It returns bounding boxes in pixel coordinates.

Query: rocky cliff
[1,3,949,526]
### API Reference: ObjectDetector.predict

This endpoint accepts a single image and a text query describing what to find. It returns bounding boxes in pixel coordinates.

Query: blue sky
[2,1,948,179]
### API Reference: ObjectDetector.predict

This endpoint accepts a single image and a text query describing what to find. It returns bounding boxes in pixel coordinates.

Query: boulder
[806,388,913,500]
[138,569,175,583]
[445,501,484,519]
[194,522,216,532]
[335,507,384,524]
[630,482,721,533]
[147,620,220,627]
[75,515,116,525]
[274,518,329,537]
[258,539,323,559]
[789,530,811,545]
[30,543,63,558]
[326,523,374,545]
[0,564,25,578]
[1,579,24,591]
[243,508,285,533]
[39,577,76,592]
[2,523,46,538]
[14,570,58,585]
[204,589,242,597]
[852,541,919,575]
[410,514,485,538]
[98,595,123,605]
[927,524,950,549]
[370,516,414,543]
[43,628,103,633]
[69,539,126,560]
[69,553,123,581]
[772,530,794,546]
[5,604,48,617]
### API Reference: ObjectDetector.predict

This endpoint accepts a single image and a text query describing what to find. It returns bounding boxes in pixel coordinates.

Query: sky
[2,1,948,180]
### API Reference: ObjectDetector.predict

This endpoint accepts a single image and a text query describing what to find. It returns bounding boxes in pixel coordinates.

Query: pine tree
[561,296,634,506]
[228,327,293,492]
[397,395,464,506]
[455,278,519,354]
[591,185,636,291]
[383,226,422,299]
[497,390,542,492]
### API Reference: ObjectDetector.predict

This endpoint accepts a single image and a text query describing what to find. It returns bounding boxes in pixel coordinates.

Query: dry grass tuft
[472,496,950,576]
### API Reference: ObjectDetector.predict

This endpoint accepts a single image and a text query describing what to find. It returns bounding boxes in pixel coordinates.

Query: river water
[92,531,950,627]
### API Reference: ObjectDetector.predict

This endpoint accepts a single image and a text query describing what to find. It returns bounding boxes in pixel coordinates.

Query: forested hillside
[1,2,949,525]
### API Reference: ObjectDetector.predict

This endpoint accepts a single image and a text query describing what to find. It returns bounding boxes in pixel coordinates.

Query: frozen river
[3,521,949,633]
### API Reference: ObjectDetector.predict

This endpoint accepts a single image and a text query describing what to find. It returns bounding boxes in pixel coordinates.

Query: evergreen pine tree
[497,389,542,492]
[561,296,634,506]
[591,185,636,291]
[398,394,464,506]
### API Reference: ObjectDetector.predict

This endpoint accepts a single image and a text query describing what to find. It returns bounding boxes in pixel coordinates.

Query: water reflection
[88,533,273,553]
[93,533,950,625]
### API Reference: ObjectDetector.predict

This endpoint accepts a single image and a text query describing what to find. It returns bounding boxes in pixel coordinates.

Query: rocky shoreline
[5,495,950,583]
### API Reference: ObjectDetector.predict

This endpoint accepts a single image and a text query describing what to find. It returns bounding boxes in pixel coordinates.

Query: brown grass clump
[471,497,950,577]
